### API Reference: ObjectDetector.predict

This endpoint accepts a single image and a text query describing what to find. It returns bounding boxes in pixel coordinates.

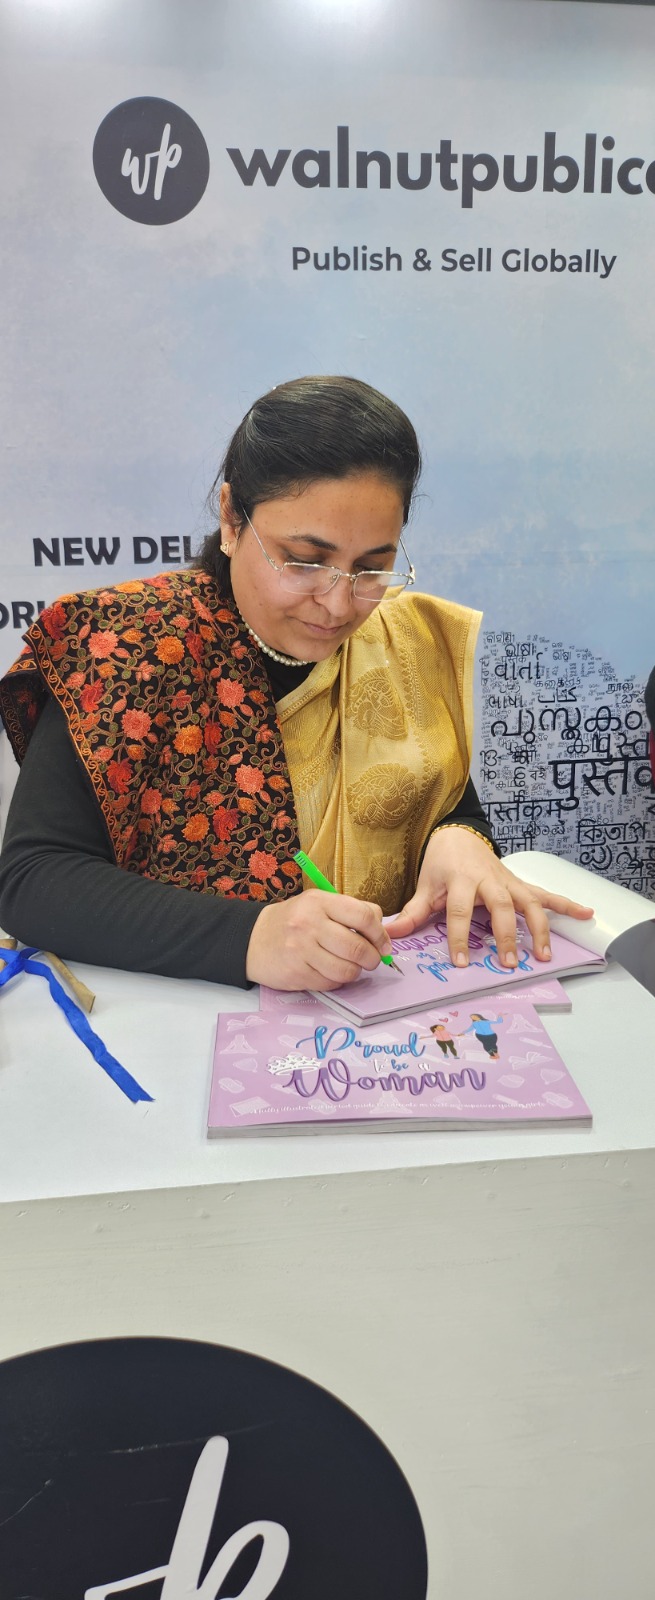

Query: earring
[220,543,230,554]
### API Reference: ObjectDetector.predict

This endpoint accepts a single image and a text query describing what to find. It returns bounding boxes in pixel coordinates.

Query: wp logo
[93,96,210,224]
[0,1337,427,1597]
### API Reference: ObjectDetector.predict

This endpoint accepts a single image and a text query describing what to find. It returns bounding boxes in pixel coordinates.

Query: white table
[1,854,654,1599]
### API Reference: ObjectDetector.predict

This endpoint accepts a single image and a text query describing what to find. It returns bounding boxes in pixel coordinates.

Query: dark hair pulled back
[196,375,421,586]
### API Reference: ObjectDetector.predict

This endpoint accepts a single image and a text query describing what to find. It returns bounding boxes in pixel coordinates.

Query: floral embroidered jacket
[0,571,303,903]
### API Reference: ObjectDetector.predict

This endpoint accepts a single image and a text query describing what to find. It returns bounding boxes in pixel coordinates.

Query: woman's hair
[196,375,421,584]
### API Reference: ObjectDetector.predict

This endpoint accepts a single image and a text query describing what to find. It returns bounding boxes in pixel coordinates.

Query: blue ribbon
[0,947,153,1104]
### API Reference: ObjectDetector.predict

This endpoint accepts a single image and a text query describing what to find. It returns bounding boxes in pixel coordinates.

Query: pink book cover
[259,976,572,1016]
[207,999,591,1137]
[499,978,571,1011]
[307,910,602,1026]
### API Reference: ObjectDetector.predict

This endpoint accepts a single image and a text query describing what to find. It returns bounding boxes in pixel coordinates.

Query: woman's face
[220,471,406,663]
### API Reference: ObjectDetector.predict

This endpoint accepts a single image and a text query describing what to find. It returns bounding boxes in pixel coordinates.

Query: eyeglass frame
[238,510,416,602]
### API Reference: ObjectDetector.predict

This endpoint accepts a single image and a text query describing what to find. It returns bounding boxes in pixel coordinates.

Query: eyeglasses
[243,512,416,603]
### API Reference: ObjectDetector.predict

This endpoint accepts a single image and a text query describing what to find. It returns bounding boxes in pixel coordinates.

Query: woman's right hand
[245,888,393,990]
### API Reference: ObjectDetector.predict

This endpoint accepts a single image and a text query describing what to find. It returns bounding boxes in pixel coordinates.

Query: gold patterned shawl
[278,591,481,913]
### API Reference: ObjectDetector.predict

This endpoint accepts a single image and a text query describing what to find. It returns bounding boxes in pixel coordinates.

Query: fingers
[480,879,594,967]
[383,887,437,939]
[244,896,386,989]
[501,877,594,962]
[532,890,594,920]
[296,960,344,993]
[444,878,479,968]
[502,872,594,922]
[512,891,552,960]
[316,920,386,981]
[325,893,393,956]
[291,890,394,984]
[476,876,545,968]
[484,885,523,967]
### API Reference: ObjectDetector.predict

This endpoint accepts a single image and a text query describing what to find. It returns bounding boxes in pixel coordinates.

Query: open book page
[208,1000,591,1136]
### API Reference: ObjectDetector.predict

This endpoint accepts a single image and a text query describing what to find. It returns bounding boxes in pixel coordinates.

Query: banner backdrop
[2,0,654,888]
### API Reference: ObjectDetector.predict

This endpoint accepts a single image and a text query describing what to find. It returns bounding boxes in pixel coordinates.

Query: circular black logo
[0,1336,427,1596]
[93,96,210,224]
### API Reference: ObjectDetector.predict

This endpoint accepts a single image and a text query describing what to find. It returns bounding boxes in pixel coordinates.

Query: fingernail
[505,952,517,967]
[456,952,468,967]
[542,945,551,960]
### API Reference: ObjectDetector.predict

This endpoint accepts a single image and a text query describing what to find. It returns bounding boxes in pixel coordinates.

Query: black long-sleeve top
[0,652,497,987]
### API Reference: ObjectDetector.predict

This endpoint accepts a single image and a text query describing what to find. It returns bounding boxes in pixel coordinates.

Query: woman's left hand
[383,827,594,969]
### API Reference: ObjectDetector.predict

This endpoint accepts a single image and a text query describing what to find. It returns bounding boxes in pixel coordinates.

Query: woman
[426,1023,459,1060]
[460,1014,504,1061]
[0,376,592,990]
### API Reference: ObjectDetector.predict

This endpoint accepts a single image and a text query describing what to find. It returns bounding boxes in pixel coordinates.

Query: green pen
[293,850,401,972]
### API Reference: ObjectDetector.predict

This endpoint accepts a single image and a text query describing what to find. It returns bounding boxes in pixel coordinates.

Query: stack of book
[207,907,608,1136]
[207,860,654,1138]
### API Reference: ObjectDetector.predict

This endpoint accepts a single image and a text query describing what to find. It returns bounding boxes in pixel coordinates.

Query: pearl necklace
[239,615,312,667]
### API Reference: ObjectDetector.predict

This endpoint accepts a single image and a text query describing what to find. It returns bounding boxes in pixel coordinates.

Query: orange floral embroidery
[42,602,68,641]
[174,724,202,755]
[212,806,239,839]
[216,678,245,707]
[80,680,105,713]
[204,722,223,753]
[122,709,151,738]
[156,635,185,665]
[186,631,204,663]
[141,789,162,815]
[183,813,210,841]
[249,849,278,882]
[235,763,265,794]
[88,630,118,659]
[107,758,132,794]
